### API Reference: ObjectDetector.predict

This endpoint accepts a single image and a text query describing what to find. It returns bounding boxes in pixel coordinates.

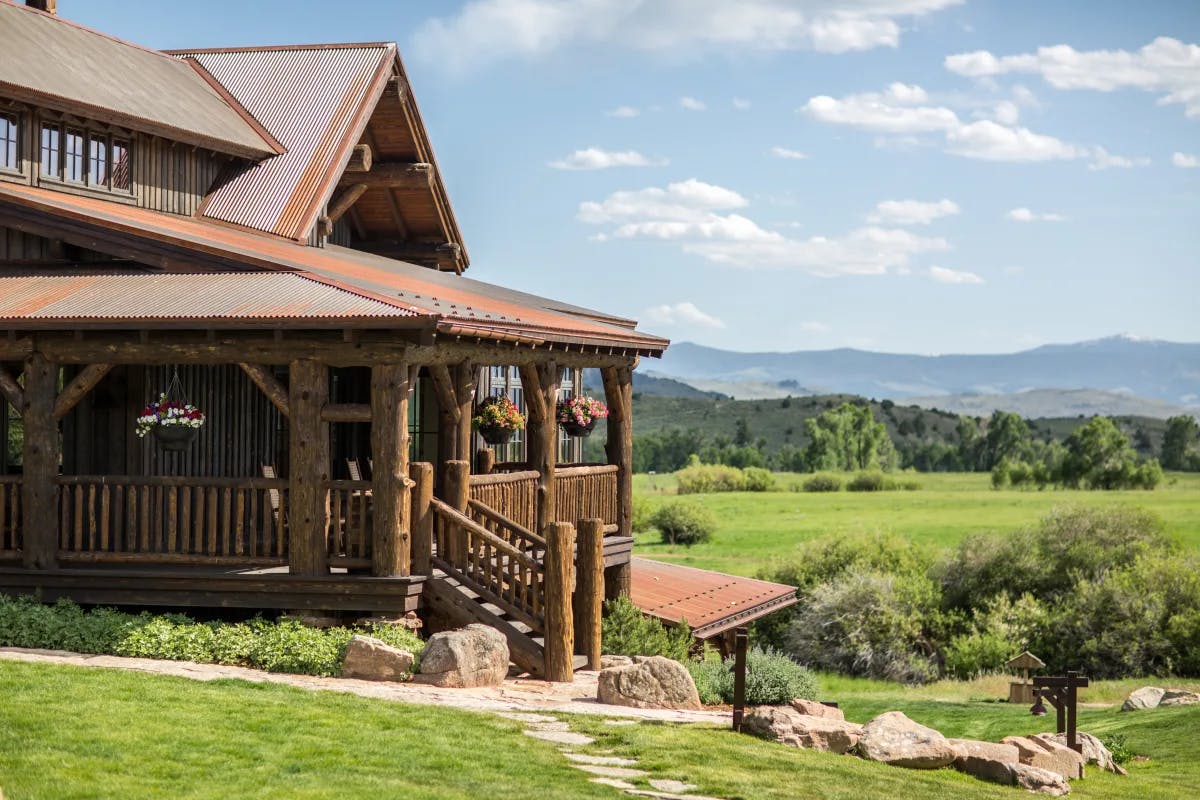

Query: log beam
[340,162,431,189]
[353,240,462,270]
[344,143,373,174]
[21,353,58,569]
[238,363,290,418]
[288,359,331,576]
[321,403,372,423]
[371,363,411,577]
[543,520,576,683]
[53,362,113,419]
[0,366,24,411]
[327,184,369,224]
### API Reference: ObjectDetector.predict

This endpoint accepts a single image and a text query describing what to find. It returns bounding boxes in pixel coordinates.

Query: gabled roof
[0,1,280,159]
[0,182,668,355]
[167,44,395,243]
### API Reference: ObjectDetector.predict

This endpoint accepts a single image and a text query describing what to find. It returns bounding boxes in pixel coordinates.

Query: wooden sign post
[1031,671,1089,752]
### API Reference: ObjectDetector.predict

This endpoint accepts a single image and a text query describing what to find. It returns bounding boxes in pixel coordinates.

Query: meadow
[632,471,1200,576]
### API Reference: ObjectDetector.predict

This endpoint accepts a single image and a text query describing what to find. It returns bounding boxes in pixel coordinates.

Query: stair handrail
[466,498,546,552]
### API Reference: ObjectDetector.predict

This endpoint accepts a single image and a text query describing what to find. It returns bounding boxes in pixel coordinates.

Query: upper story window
[40,121,132,194]
[0,113,19,172]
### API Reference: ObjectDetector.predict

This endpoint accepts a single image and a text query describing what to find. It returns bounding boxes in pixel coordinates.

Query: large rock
[1042,732,1126,776]
[417,624,509,688]
[1121,686,1165,711]
[790,698,845,721]
[341,635,415,681]
[1002,736,1085,780]
[597,656,701,710]
[1012,764,1072,796]
[1160,689,1200,707]
[949,738,1021,784]
[858,711,957,769]
[742,706,863,754]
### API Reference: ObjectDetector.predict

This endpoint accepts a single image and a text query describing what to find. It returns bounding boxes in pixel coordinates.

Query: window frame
[38,117,134,196]
[0,111,20,175]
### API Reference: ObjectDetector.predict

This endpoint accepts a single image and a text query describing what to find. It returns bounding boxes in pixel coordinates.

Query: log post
[371,363,411,577]
[21,353,59,569]
[444,460,470,568]
[288,359,330,576]
[544,520,576,682]
[475,447,495,475]
[431,364,459,489]
[601,365,634,599]
[409,461,434,574]
[520,360,559,533]
[574,518,604,670]
[454,362,478,460]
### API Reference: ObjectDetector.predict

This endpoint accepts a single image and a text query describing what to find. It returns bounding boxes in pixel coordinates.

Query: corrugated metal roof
[0,183,669,353]
[0,271,417,322]
[169,45,392,241]
[631,558,798,638]
[0,2,278,159]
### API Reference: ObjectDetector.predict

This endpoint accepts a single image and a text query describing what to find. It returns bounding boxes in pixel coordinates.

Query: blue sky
[68,1,1199,355]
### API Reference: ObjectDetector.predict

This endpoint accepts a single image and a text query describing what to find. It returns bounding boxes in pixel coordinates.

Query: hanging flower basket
[136,389,205,451]
[556,395,608,438]
[152,424,200,451]
[472,395,525,446]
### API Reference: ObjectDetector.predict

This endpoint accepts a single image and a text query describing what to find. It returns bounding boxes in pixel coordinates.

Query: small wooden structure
[0,1,668,682]
[1007,650,1046,704]
[1031,671,1089,753]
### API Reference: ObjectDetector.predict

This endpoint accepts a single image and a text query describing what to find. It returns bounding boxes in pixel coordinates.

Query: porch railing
[56,476,288,566]
[468,470,537,532]
[326,479,372,567]
[555,465,619,531]
[1,476,20,559]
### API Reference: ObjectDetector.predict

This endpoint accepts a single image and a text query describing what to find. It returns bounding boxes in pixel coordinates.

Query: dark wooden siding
[133,134,227,217]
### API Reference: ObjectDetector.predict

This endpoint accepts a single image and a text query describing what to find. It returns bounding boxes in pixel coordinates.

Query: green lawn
[4,660,1198,800]
[633,471,1200,575]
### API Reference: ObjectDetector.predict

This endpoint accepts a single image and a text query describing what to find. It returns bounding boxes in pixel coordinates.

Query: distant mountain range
[641,335,1200,419]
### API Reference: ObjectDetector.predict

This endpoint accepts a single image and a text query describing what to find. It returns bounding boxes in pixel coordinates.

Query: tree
[1161,415,1200,471]
[982,410,1031,469]
[803,402,897,472]
[1059,416,1161,490]
[733,417,752,446]
[955,416,984,471]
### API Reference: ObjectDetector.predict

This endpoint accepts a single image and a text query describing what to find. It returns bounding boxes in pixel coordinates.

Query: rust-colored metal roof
[167,44,393,242]
[0,182,669,354]
[0,270,417,323]
[631,558,799,638]
[0,1,279,159]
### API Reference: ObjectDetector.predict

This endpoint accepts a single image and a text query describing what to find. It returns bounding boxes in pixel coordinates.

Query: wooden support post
[53,363,113,419]
[475,448,495,475]
[520,360,559,533]
[288,359,330,576]
[444,460,470,568]
[544,520,576,683]
[371,363,411,577]
[238,363,290,417]
[574,518,604,670]
[604,562,632,601]
[732,627,748,732]
[431,364,459,480]
[453,362,477,460]
[409,461,433,574]
[21,353,59,569]
[601,365,633,541]
[0,366,24,409]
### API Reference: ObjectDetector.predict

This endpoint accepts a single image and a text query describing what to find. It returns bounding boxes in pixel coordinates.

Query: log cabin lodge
[0,0,797,680]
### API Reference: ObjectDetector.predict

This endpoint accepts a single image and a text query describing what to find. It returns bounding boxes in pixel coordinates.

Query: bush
[601,597,692,662]
[802,473,842,492]
[687,647,819,706]
[846,471,886,492]
[654,502,717,546]
[631,495,654,534]
[676,463,745,494]
[1102,733,1136,766]
[0,596,423,677]
[741,467,776,492]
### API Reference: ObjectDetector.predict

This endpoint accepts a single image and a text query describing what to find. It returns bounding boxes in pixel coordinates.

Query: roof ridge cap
[164,42,394,55]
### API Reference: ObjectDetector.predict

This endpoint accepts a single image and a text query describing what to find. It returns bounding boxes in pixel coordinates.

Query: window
[39,121,132,193]
[0,113,17,171]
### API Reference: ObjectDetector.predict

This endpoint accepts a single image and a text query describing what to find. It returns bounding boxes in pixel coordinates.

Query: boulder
[1011,764,1071,796]
[416,624,509,688]
[597,656,701,710]
[1121,686,1165,711]
[1002,736,1084,780]
[340,635,415,681]
[742,706,864,754]
[600,655,634,669]
[790,698,845,721]
[949,738,1021,783]
[1042,732,1126,776]
[857,711,957,769]
[1160,689,1200,707]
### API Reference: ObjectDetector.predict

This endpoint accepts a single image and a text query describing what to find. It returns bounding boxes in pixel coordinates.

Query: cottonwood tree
[803,402,897,471]
[1161,415,1200,470]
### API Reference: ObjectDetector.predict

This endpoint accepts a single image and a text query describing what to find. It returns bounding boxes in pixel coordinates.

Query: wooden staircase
[424,497,584,678]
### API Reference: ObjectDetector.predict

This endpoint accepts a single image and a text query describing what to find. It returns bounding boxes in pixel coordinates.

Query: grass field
[633,471,1200,576]
[3,660,1198,799]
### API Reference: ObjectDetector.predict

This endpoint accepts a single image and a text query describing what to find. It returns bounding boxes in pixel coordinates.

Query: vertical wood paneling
[132,134,223,217]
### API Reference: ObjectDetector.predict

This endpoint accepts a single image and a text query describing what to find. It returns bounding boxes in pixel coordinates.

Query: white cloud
[990,100,1020,125]
[548,148,667,170]
[803,86,1084,161]
[413,0,965,72]
[800,320,831,333]
[733,98,752,110]
[1173,151,1200,168]
[868,198,960,226]
[1006,207,1065,222]
[928,265,984,284]
[1088,147,1150,171]
[680,96,707,111]
[945,37,1200,118]
[769,146,808,160]
[606,105,640,118]
[642,301,726,329]
[579,179,950,276]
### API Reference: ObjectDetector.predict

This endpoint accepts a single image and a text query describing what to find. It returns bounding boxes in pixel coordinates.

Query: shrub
[687,647,819,706]
[631,495,654,534]
[653,502,716,546]
[741,467,776,492]
[802,473,842,492]
[601,597,692,662]
[676,463,745,494]
[1102,734,1136,766]
[846,471,886,492]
